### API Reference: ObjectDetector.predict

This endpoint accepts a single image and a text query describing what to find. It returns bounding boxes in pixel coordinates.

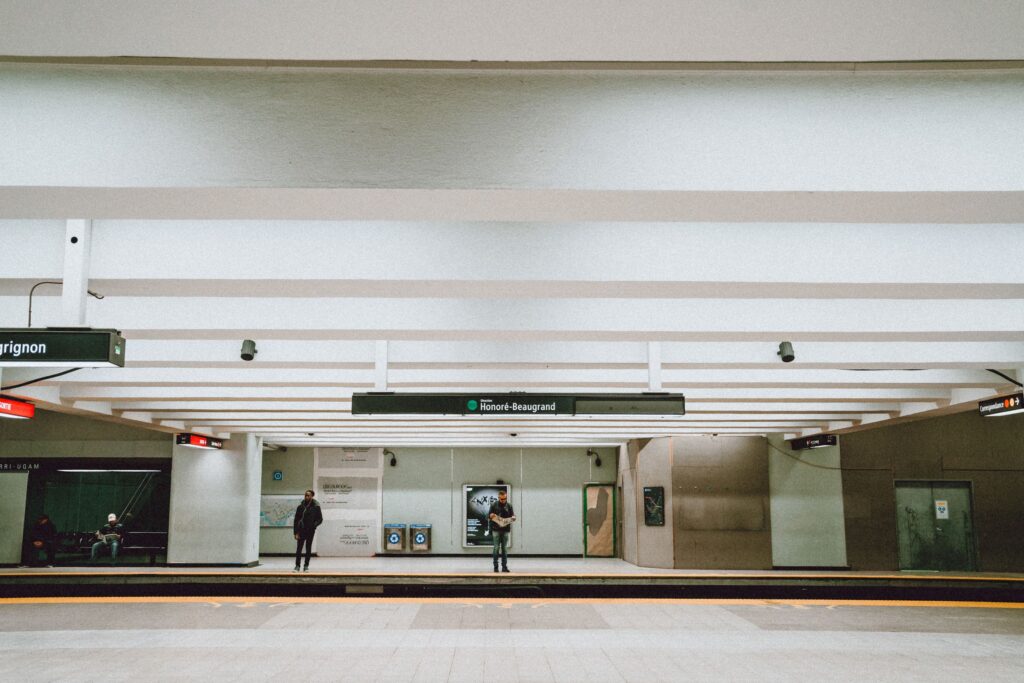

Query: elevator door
[895,481,976,571]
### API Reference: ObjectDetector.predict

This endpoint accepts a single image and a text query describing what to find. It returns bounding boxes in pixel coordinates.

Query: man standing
[27,514,58,567]
[487,489,516,573]
[293,489,323,572]
[90,513,124,565]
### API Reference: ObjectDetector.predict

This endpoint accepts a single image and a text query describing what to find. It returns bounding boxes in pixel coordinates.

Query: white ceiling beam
[4,188,1024,224]
[7,221,1024,286]
[899,402,941,417]
[24,367,1005,386]
[7,297,1022,340]
[27,339,1019,368]
[4,3,1022,63]
[60,219,92,326]
[56,385,958,401]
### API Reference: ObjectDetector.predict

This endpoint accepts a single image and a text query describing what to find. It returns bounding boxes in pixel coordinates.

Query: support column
[167,433,262,565]
[647,342,662,392]
[374,340,389,391]
[61,219,93,326]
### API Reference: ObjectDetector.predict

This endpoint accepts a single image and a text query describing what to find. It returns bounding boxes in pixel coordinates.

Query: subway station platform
[4,557,1024,602]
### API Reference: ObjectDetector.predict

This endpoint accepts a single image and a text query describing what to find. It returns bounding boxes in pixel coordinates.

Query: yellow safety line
[1,596,1023,608]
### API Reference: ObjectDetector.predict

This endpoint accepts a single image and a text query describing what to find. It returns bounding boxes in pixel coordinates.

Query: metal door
[894,481,976,571]
[583,484,616,557]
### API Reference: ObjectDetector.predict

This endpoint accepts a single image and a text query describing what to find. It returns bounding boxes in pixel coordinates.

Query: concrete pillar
[0,472,29,565]
[768,434,848,568]
[167,433,262,566]
[61,219,93,326]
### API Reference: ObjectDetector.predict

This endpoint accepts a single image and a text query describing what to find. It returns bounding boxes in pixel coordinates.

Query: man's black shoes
[501,567,510,573]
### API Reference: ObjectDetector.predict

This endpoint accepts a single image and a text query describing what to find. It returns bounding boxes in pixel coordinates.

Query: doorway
[894,481,976,571]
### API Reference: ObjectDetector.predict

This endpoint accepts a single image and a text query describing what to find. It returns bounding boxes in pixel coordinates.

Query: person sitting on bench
[90,513,125,565]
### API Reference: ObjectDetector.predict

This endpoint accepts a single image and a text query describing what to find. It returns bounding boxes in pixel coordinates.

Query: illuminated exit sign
[176,433,224,449]
[0,397,35,420]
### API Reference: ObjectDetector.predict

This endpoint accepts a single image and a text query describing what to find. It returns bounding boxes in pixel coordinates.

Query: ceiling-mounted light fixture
[240,339,258,361]
[778,341,795,363]
[384,448,397,467]
[586,448,602,467]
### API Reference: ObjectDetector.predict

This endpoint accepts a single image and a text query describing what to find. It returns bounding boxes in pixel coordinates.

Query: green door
[894,481,976,571]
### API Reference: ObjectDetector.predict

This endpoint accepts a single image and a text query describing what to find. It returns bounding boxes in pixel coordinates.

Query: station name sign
[351,393,685,415]
[978,393,1024,417]
[0,328,125,367]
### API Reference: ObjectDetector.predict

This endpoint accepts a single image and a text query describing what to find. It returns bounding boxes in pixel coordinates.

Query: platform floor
[8,554,1024,578]
[2,594,1023,682]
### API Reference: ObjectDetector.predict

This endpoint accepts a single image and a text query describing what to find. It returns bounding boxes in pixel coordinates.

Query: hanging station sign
[175,433,224,450]
[0,328,125,367]
[351,393,685,415]
[789,434,838,450]
[978,393,1024,417]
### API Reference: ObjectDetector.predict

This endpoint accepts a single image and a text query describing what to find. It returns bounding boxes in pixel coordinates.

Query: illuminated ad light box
[789,434,837,450]
[176,433,224,450]
[0,396,35,420]
[0,328,125,367]
[352,392,685,415]
[979,393,1024,417]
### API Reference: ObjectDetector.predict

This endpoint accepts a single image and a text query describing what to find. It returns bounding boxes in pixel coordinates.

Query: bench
[66,530,168,565]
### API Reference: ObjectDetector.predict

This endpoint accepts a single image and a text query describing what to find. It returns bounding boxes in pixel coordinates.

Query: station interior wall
[2,409,1022,569]
[259,446,618,555]
[840,410,1024,572]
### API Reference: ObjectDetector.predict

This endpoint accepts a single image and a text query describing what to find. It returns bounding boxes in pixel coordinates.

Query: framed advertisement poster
[463,484,512,548]
[643,486,665,526]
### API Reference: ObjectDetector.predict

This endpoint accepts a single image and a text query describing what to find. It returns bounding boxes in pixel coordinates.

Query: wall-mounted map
[260,495,300,527]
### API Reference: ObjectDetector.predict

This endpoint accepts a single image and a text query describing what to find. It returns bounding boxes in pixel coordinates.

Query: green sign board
[0,328,126,367]
[352,393,685,415]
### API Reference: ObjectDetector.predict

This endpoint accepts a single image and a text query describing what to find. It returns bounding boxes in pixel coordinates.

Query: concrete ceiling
[0,5,1022,448]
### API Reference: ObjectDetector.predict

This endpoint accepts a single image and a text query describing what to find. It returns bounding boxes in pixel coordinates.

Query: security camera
[240,339,258,361]
[778,341,795,363]
[509,433,518,437]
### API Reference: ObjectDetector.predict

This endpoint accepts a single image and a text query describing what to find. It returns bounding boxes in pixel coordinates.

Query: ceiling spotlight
[586,448,602,467]
[240,339,258,361]
[384,448,397,466]
[778,341,795,363]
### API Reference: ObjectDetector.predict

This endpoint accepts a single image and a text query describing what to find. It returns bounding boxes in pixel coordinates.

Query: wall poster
[463,484,512,548]
[643,486,665,526]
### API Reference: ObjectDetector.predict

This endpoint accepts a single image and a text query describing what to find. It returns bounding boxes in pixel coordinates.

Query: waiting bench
[66,531,168,565]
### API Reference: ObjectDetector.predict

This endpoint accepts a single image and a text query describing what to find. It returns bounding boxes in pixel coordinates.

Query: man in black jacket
[487,489,516,573]
[293,489,323,572]
[27,514,58,567]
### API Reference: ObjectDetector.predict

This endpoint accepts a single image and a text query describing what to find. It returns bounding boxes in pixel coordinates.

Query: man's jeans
[295,533,315,568]
[491,531,509,569]
[91,540,119,563]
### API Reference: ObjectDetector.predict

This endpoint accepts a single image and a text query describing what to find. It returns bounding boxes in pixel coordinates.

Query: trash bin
[384,524,406,551]
[410,524,431,551]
